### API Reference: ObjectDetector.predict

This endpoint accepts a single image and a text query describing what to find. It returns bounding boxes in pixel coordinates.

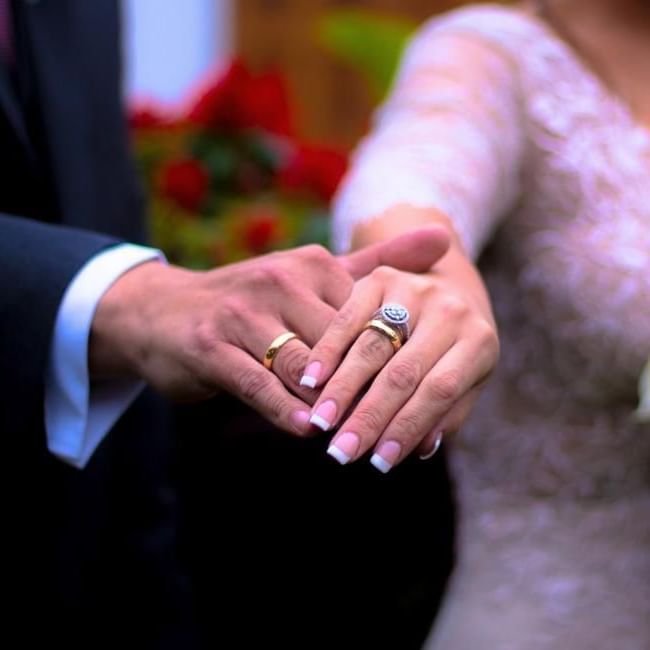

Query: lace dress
[332,5,650,648]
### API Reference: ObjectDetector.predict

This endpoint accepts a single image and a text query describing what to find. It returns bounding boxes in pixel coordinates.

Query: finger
[368,339,495,473]
[339,226,450,280]
[247,318,317,405]
[299,275,384,390]
[271,338,320,405]
[416,386,482,460]
[230,315,320,403]
[324,314,454,464]
[292,244,354,309]
[308,327,396,433]
[284,298,338,346]
[211,343,314,437]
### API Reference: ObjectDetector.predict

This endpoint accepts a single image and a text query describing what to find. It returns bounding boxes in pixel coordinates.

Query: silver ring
[371,303,410,343]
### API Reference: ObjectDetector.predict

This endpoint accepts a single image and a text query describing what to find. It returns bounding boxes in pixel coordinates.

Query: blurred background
[122,0,483,267]
[123,0,473,149]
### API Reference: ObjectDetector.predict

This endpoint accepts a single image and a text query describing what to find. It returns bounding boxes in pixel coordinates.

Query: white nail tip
[309,414,331,431]
[370,454,393,474]
[327,445,351,465]
[299,375,317,388]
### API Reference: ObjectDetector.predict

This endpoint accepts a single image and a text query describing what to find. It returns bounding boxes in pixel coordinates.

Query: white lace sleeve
[332,16,526,258]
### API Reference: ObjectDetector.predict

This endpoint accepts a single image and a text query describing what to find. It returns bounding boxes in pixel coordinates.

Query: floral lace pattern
[332,4,650,648]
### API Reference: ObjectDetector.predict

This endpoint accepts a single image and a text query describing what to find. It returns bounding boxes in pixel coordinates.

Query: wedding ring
[370,303,411,343]
[263,331,299,370]
[364,319,403,352]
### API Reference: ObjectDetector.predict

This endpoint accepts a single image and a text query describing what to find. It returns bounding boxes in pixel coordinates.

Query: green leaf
[318,9,416,101]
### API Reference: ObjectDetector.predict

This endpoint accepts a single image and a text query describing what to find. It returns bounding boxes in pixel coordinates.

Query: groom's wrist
[89,259,170,381]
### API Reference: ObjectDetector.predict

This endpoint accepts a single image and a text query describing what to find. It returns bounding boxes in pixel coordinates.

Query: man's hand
[89,228,449,436]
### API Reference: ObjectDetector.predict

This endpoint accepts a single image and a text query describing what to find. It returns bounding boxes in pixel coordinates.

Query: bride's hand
[300,211,499,472]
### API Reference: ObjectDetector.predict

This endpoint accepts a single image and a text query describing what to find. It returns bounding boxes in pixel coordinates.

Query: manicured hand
[301,226,498,471]
[89,227,450,437]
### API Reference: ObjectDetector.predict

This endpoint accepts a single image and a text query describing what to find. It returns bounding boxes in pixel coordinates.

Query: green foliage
[318,9,416,101]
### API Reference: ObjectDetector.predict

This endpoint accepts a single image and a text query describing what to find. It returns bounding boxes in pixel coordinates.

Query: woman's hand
[300,207,499,472]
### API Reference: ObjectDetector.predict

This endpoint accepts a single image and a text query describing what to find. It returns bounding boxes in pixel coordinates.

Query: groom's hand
[88,227,449,435]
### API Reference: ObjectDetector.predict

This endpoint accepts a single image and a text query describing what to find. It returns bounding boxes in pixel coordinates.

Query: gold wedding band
[263,331,299,370]
[364,319,403,352]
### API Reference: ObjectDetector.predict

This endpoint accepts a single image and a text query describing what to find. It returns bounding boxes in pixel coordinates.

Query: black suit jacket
[0,3,194,647]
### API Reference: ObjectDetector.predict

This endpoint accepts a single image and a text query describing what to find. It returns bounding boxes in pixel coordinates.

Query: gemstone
[381,303,409,324]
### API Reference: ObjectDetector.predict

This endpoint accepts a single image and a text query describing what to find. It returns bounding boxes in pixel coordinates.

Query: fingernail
[327,432,360,465]
[309,399,337,431]
[370,441,402,474]
[291,410,311,433]
[420,430,444,460]
[300,361,322,388]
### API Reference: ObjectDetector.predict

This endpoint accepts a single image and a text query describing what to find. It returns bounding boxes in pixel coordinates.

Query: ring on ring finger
[363,302,411,351]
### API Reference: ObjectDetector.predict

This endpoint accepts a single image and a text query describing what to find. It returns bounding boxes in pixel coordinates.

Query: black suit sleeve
[0,212,121,438]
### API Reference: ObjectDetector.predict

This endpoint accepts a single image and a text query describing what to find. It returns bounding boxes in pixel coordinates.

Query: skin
[89,228,450,436]
[302,207,498,467]
[302,0,650,470]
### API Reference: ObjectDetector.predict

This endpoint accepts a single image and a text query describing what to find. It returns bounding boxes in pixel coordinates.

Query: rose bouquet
[130,60,348,268]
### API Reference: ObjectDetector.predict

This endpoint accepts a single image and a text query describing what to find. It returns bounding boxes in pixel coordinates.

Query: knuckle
[219,295,248,322]
[384,359,422,393]
[245,266,271,288]
[325,375,358,400]
[276,345,308,386]
[265,390,288,424]
[391,411,427,444]
[425,369,462,404]
[438,296,469,320]
[413,274,438,296]
[334,302,358,331]
[370,264,396,283]
[264,265,293,289]
[357,332,390,363]
[301,243,331,264]
[236,367,272,403]
[313,340,341,364]
[235,368,290,426]
[216,297,254,345]
[352,407,385,436]
[192,320,220,356]
[474,319,500,359]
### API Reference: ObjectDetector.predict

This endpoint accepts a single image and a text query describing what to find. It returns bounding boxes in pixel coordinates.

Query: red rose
[277,144,348,202]
[187,60,293,137]
[129,105,168,130]
[159,158,210,213]
[241,208,282,253]
[244,70,293,137]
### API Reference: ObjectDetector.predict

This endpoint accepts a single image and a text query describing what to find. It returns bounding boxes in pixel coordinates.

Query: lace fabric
[332,4,650,648]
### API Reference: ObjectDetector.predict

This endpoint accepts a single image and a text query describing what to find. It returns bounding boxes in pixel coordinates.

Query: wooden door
[235,0,478,147]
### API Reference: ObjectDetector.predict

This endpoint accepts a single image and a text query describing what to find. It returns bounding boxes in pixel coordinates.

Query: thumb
[339,226,450,280]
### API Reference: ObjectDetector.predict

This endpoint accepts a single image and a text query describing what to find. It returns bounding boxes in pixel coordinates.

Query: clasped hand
[91,223,498,472]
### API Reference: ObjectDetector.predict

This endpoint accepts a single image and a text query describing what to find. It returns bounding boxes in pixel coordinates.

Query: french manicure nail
[370,441,402,474]
[309,399,337,431]
[300,361,322,388]
[327,431,360,465]
[291,410,311,433]
[419,430,444,460]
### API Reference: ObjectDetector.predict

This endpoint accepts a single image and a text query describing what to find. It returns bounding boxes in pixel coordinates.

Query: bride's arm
[301,17,526,469]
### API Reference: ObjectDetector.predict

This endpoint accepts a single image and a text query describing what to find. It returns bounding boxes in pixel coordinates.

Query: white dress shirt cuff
[45,243,165,469]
